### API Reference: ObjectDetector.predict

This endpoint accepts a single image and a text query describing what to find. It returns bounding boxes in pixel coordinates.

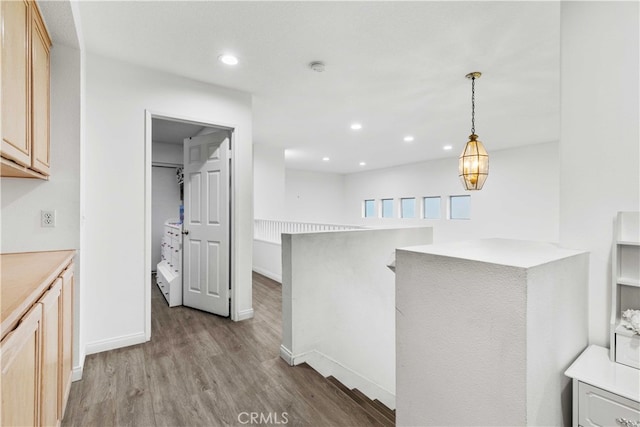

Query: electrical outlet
[41,210,56,227]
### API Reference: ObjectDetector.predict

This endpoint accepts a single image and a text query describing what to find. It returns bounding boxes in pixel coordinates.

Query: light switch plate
[41,210,56,227]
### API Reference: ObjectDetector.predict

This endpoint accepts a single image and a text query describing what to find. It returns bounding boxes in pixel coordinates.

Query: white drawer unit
[156,220,182,307]
[579,382,640,427]
[566,345,640,427]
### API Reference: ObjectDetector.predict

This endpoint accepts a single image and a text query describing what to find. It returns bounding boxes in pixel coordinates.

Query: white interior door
[183,131,230,316]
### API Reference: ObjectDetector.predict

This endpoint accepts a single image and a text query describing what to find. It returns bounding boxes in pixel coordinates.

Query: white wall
[254,144,285,220]
[559,2,639,346]
[252,239,282,282]
[281,227,434,409]
[285,169,347,224]
[344,142,559,244]
[1,43,84,375]
[83,53,253,353]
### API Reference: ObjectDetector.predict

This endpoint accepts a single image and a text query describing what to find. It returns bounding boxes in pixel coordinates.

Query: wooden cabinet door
[1,0,31,167]
[60,265,74,418]
[0,303,42,427]
[30,2,51,176]
[39,279,62,427]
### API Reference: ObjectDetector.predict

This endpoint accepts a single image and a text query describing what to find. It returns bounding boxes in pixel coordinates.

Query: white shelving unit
[565,212,640,425]
[156,220,183,307]
[610,211,640,369]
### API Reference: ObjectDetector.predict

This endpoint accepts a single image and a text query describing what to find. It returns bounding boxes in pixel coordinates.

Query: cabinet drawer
[579,382,640,427]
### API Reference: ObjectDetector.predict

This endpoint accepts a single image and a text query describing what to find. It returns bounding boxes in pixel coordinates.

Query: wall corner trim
[279,345,295,366]
[72,365,84,382]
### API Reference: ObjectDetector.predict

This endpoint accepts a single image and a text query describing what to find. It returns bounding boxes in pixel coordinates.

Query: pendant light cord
[471,76,476,135]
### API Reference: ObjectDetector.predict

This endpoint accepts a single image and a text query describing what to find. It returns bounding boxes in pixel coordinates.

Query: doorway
[144,112,234,340]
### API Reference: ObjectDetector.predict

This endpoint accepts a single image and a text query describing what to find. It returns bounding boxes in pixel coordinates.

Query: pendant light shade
[459,134,489,190]
[459,72,489,191]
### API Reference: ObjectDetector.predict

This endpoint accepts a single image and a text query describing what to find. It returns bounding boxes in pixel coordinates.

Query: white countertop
[398,238,587,269]
[565,345,640,402]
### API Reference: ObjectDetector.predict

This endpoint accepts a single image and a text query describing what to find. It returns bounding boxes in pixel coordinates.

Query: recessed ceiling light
[322,157,330,161]
[350,123,362,130]
[309,61,325,72]
[218,54,239,65]
[404,136,414,142]
[359,162,366,166]
[443,145,453,150]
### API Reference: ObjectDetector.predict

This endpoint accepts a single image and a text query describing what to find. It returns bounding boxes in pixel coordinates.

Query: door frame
[144,110,236,341]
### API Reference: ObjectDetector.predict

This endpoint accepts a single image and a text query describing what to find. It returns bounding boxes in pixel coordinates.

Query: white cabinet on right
[610,212,640,369]
[565,345,639,427]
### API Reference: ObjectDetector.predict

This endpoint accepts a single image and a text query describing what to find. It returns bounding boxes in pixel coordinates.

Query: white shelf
[565,345,639,403]
[618,277,640,287]
[618,240,640,247]
[615,322,640,337]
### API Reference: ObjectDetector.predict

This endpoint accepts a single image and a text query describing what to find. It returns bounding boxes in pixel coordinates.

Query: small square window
[381,199,394,218]
[401,198,416,218]
[450,195,471,220]
[364,200,375,218]
[423,197,441,219]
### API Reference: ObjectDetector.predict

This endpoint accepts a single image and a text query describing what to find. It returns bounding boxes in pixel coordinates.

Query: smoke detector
[309,61,326,72]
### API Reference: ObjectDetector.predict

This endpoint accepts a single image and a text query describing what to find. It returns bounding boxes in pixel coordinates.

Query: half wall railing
[253,219,365,283]
[254,219,365,245]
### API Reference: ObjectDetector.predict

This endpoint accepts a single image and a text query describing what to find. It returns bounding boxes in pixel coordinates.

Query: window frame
[363,199,376,218]
[422,196,441,220]
[449,195,471,220]
[381,198,394,218]
[400,197,416,219]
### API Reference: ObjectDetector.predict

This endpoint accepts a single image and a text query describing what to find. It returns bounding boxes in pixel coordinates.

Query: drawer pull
[617,418,640,427]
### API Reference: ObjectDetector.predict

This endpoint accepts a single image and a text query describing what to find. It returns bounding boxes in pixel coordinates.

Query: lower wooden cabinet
[1,303,43,427]
[0,252,75,427]
[39,279,62,427]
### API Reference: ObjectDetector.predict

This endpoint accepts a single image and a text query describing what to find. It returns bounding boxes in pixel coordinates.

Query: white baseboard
[252,267,282,283]
[71,350,86,381]
[85,332,147,355]
[279,345,294,365]
[72,365,84,381]
[302,350,396,410]
[236,308,254,321]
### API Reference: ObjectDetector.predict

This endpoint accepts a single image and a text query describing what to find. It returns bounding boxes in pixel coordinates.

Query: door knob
[182,229,189,235]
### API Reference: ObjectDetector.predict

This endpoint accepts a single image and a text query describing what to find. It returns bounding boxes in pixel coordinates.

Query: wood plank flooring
[62,273,390,426]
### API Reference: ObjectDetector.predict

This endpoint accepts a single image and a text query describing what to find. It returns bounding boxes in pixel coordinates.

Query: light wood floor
[62,273,387,426]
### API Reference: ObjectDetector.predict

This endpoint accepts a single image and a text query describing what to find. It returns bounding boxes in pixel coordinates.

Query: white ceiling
[77,1,560,174]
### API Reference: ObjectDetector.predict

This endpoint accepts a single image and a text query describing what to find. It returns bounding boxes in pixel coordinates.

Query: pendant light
[459,72,489,190]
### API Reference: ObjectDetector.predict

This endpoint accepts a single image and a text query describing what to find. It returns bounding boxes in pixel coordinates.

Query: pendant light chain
[471,76,476,135]
[459,71,488,191]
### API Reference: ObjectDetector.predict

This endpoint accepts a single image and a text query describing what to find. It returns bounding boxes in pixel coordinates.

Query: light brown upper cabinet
[1,0,51,179]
